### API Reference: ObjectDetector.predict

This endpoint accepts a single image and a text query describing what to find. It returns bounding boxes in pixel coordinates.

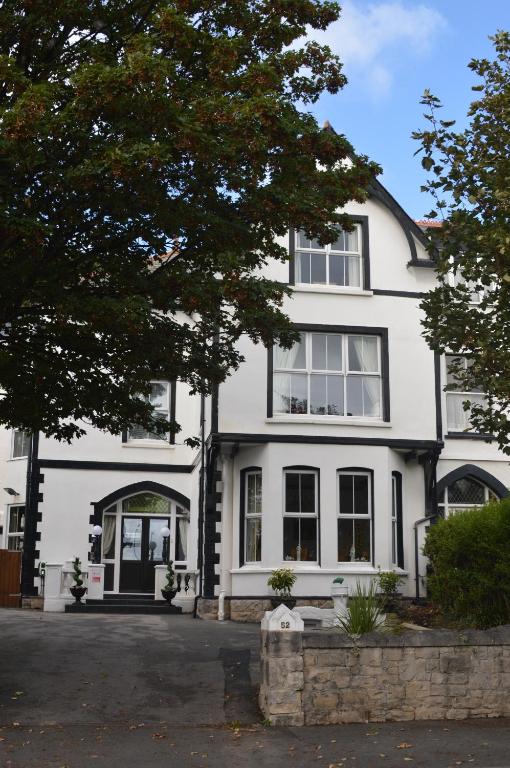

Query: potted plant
[267,567,297,609]
[161,560,178,604]
[376,569,404,612]
[69,557,87,603]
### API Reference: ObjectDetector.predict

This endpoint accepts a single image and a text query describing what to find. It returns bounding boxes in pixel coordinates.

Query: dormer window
[294,225,363,288]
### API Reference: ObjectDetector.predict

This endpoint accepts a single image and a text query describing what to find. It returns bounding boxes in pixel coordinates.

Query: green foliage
[72,557,83,587]
[0,1,378,441]
[414,32,510,454]
[377,569,404,605]
[337,580,385,636]
[423,499,510,628]
[267,567,296,597]
[164,559,175,591]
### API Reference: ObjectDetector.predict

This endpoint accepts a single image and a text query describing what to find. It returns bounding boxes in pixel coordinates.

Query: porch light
[160,526,171,538]
[91,524,103,564]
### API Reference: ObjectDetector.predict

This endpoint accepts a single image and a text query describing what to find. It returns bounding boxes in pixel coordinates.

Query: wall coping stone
[301,625,510,649]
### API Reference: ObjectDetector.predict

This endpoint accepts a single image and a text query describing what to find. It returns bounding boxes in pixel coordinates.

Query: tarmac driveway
[0,609,261,727]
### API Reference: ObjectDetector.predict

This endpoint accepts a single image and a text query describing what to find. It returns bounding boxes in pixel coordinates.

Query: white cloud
[309,1,446,99]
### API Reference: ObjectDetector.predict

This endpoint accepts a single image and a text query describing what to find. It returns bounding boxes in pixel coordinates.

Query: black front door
[119,516,170,593]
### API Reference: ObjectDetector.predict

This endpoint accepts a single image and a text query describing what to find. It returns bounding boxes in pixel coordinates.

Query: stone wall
[260,626,510,726]
[196,597,333,623]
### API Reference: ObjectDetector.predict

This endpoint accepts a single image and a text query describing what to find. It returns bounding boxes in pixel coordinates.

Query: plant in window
[337,580,386,637]
[267,568,297,610]
[70,557,87,603]
[161,560,177,604]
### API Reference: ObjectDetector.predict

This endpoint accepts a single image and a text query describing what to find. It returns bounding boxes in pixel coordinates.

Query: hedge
[424,498,510,628]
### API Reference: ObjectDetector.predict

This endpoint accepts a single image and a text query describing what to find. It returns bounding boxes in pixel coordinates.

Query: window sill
[7,457,28,461]
[266,417,391,428]
[446,432,494,441]
[122,442,175,450]
[292,285,373,297]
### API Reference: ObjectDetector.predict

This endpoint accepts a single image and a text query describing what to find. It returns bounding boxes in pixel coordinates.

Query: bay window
[283,470,318,562]
[244,470,262,563]
[273,331,384,419]
[337,471,372,563]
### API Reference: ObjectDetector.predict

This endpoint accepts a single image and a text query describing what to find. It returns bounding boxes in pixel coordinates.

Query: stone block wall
[260,626,510,725]
[197,597,333,622]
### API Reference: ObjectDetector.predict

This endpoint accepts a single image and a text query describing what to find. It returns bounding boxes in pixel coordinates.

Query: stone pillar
[259,605,305,726]
[43,564,66,612]
[331,582,349,618]
[154,564,167,599]
[87,563,105,600]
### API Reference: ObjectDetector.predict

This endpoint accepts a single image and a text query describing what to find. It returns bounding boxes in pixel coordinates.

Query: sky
[304,0,510,219]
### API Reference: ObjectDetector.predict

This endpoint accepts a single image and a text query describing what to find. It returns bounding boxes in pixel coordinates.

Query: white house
[1,172,509,617]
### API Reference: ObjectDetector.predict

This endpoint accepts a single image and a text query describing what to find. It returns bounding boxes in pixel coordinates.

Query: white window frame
[439,479,497,518]
[445,355,486,433]
[244,470,262,564]
[337,471,372,564]
[283,469,318,564]
[273,332,382,420]
[127,380,171,442]
[7,504,25,551]
[11,430,30,459]
[294,225,363,289]
[391,474,398,567]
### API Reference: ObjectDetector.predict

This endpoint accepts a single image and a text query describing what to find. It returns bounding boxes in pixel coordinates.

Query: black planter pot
[270,596,296,611]
[70,586,87,603]
[161,588,178,604]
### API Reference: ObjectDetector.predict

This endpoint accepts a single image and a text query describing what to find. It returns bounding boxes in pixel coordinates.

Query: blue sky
[305,1,510,219]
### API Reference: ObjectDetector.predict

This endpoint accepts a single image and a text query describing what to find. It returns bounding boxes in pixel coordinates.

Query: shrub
[337,579,385,637]
[377,570,404,607]
[267,568,296,597]
[424,499,510,628]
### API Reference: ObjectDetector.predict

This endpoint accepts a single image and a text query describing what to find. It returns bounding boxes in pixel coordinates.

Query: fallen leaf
[396,743,413,750]
[152,733,166,740]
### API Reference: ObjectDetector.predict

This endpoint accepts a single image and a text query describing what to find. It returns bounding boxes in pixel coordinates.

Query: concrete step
[65,602,182,615]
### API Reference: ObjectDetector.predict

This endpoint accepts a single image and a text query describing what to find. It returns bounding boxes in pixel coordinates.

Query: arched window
[439,477,498,518]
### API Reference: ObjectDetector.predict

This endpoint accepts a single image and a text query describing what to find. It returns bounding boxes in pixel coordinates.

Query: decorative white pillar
[331,579,349,618]
[154,564,167,599]
[219,453,234,598]
[43,564,66,612]
[87,563,105,600]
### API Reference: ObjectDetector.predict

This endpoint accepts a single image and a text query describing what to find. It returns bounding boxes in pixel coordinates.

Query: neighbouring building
[1,171,509,617]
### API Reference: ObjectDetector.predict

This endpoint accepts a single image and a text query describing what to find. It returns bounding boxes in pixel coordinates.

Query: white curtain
[347,255,361,287]
[274,333,305,369]
[177,517,188,561]
[102,515,116,559]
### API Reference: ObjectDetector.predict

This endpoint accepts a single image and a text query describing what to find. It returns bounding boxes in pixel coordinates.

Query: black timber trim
[436,464,509,500]
[91,481,191,525]
[268,324,390,422]
[283,465,321,566]
[446,432,495,441]
[169,380,177,445]
[239,466,262,568]
[21,432,40,596]
[214,433,442,450]
[337,467,375,565]
[392,470,404,569]
[407,259,436,269]
[372,289,424,299]
[368,178,428,260]
[288,217,370,290]
[203,446,220,598]
[38,459,193,472]
[434,353,443,441]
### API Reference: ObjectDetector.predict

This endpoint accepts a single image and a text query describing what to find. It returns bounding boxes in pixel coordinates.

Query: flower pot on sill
[270,596,296,611]
[161,588,178,604]
[70,586,87,603]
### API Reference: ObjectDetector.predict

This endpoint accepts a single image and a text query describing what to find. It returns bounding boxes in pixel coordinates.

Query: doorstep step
[65,603,182,615]
[103,593,156,602]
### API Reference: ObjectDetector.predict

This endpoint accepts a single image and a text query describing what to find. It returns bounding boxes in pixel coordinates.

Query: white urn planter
[331,582,349,618]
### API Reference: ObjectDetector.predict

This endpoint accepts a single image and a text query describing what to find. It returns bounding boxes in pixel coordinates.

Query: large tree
[414,31,510,454]
[0,1,377,441]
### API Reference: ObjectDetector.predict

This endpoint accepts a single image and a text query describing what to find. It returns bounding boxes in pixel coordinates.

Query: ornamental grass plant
[337,579,386,637]
[424,499,510,629]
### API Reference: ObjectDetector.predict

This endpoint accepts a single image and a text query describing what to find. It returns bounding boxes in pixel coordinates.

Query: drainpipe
[196,394,206,601]
[413,514,438,600]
